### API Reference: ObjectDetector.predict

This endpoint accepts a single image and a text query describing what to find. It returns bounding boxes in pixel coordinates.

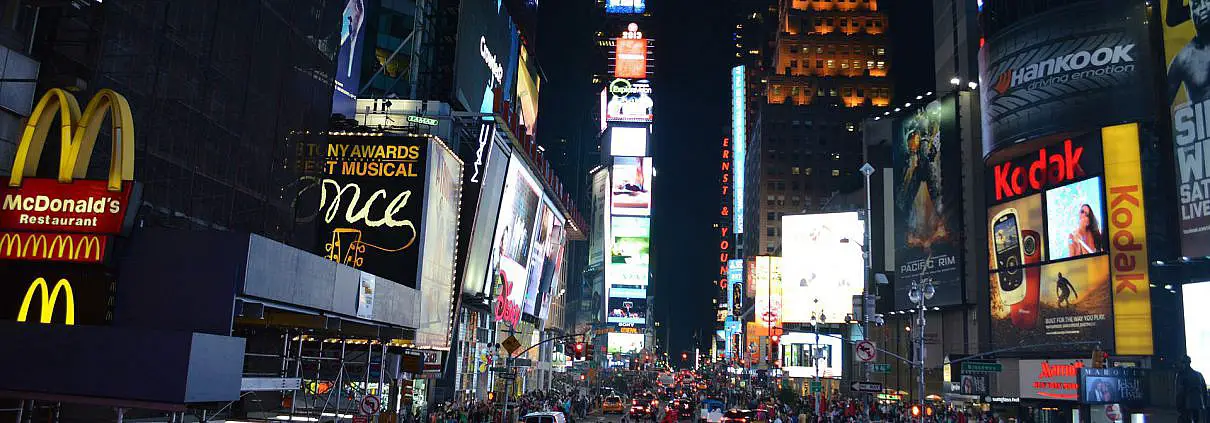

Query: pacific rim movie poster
[1163,0,1210,256]
[892,97,964,309]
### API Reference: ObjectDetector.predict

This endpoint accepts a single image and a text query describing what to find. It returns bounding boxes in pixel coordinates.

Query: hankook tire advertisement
[978,0,1152,156]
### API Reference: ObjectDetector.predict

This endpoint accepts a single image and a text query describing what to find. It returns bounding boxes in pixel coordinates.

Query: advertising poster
[606,0,645,14]
[460,142,509,296]
[1184,281,1210,380]
[610,126,648,157]
[892,98,964,309]
[538,221,567,321]
[780,213,865,323]
[607,332,644,354]
[611,156,652,216]
[732,65,747,234]
[615,37,647,79]
[1162,0,1210,256]
[589,169,610,267]
[416,139,463,348]
[356,272,375,319]
[1019,359,1088,401]
[314,135,428,288]
[524,203,556,315]
[516,46,541,136]
[487,156,542,327]
[1080,368,1149,405]
[751,256,783,328]
[1101,123,1153,355]
[607,216,650,286]
[0,262,113,326]
[332,0,367,118]
[985,133,1119,352]
[607,297,647,326]
[728,259,744,316]
[454,0,517,114]
[978,0,1151,156]
[606,79,654,123]
[778,332,842,379]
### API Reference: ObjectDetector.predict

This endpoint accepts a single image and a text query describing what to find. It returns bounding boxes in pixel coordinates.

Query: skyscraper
[743,0,891,256]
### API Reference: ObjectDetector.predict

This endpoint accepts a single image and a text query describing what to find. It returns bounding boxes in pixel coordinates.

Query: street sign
[870,363,891,373]
[854,341,877,363]
[851,381,883,393]
[809,381,823,393]
[489,366,510,373]
[502,335,522,355]
[512,358,533,367]
[498,372,517,380]
[962,361,1003,373]
[358,394,382,415]
[353,416,369,423]
[407,115,439,126]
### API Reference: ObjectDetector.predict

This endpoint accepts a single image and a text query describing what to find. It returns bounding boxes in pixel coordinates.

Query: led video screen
[611,156,652,216]
[780,212,865,324]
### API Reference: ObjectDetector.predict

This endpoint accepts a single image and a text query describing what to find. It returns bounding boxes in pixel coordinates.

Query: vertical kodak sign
[1101,123,1153,355]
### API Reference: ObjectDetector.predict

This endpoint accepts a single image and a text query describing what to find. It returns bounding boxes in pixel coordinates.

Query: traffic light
[488,392,496,402]
[682,352,689,361]
[910,405,921,418]
[574,342,585,359]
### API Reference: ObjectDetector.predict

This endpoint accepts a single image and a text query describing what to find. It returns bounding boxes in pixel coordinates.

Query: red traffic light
[681,352,689,360]
[575,342,585,352]
[911,405,921,418]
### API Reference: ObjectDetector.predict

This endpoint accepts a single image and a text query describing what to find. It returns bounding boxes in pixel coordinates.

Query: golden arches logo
[8,88,134,191]
[0,232,105,262]
[17,278,74,325]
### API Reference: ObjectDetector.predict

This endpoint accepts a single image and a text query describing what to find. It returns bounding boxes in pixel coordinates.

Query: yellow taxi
[603,395,625,414]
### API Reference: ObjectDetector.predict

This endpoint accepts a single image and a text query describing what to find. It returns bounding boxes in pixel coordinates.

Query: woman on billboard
[1066,204,1105,256]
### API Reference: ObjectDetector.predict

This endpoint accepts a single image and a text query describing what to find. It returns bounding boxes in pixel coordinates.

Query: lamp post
[809,298,826,414]
[907,279,935,423]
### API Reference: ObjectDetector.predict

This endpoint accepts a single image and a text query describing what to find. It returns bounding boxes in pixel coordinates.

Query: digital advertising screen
[523,202,557,316]
[588,169,610,268]
[1185,281,1210,384]
[892,97,964,309]
[313,135,428,288]
[985,125,1153,354]
[751,256,782,328]
[605,79,654,123]
[607,332,644,354]
[607,296,648,326]
[780,212,865,324]
[460,142,509,296]
[332,0,368,118]
[416,139,464,348]
[607,216,650,286]
[1079,368,1149,406]
[779,332,843,379]
[537,215,567,320]
[728,259,744,316]
[609,126,648,157]
[611,156,652,216]
[731,65,746,234]
[486,156,543,327]
[605,0,645,14]
[614,37,647,79]
[1162,0,1210,257]
[516,46,541,136]
[454,0,517,114]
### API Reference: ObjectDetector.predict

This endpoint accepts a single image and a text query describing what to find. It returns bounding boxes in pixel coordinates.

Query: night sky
[537,0,932,365]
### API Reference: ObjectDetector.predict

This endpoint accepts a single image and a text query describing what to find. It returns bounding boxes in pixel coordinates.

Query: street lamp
[809,298,827,414]
[907,279,935,423]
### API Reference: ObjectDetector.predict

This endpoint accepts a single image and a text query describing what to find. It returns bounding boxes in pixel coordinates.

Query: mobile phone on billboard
[1013,229,1043,328]
[992,208,1026,305]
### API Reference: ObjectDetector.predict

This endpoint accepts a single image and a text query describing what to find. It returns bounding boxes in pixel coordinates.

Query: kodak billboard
[0,88,139,326]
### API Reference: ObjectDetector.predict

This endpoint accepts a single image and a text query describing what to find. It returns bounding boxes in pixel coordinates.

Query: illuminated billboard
[728,259,744,316]
[332,0,368,117]
[516,46,541,136]
[615,37,647,79]
[780,212,865,324]
[317,134,428,288]
[416,139,464,348]
[611,156,652,216]
[610,126,648,156]
[779,332,843,379]
[607,296,647,326]
[606,0,645,14]
[454,0,517,114]
[606,216,650,286]
[588,169,610,267]
[731,65,746,234]
[607,332,644,354]
[486,156,543,327]
[523,201,564,316]
[1185,281,1210,381]
[605,79,653,123]
[1163,0,1210,257]
[750,256,782,328]
[986,124,1153,354]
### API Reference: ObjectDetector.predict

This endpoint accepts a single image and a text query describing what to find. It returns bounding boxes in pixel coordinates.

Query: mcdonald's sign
[0,88,139,236]
[0,231,106,263]
[17,277,75,325]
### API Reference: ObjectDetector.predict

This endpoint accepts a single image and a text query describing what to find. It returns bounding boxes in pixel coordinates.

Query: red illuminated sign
[615,38,647,79]
[0,178,135,235]
[1020,359,1087,401]
[719,138,732,291]
[989,137,1103,202]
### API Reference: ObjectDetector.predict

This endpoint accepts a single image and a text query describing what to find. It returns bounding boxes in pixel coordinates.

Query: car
[698,399,725,423]
[525,412,567,423]
[673,399,694,420]
[603,396,625,414]
[722,409,750,423]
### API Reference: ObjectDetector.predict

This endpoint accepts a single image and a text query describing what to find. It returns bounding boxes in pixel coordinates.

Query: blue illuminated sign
[606,0,645,14]
[731,66,746,233]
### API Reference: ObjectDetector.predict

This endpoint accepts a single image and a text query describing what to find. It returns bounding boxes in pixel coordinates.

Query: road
[579,410,692,423]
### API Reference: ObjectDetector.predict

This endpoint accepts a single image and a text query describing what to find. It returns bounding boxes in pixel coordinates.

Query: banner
[314,135,428,288]
[978,0,1151,156]
[1100,123,1153,355]
[892,97,964,309]
[416,138,463,348]
[1162,0,1210,256]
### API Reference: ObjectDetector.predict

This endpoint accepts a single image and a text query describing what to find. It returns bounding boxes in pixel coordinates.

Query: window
[767,195,775,206]
[791,196,801,206]
[867,60,875,68]
[832,153,841,160]
[826,18,834,26]
[842,87,853,96]
[767,181,775,190]
[792,166,800,175]
[877,47,886,55]
[816,60,823,68]
[790,60,798,68]
[791,87,800,96]
[791,181,800,190]
[777,195,786,205]
[840,19,847,27]
[816,89,824,96]
[832,169,840,176]
[857,88,864,97]
[841,62,848,69]
[767,245,776,253]
[767,212,776,221]
[827,59,834,68]
[767,227,776,236]
[829,89,837,96]
[816,47,823,54]
[804,168,812,175]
